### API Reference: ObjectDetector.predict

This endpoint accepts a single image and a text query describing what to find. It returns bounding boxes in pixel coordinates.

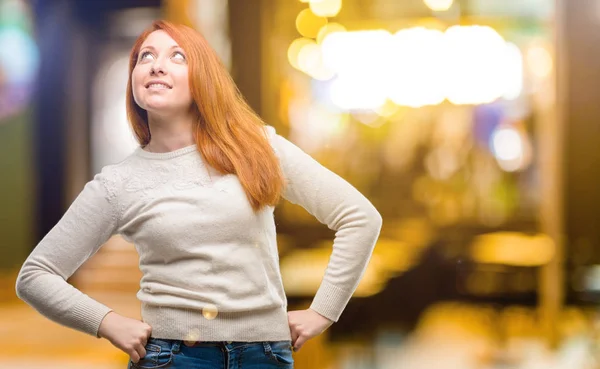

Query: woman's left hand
[287,309,333,351]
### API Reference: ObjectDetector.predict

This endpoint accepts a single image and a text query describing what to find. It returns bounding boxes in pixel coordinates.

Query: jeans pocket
[264,341,294,366]
[130,342,173,369]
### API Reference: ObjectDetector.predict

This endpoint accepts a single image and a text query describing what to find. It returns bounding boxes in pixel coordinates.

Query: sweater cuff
[70,297,114,338]
[309,280,353,322]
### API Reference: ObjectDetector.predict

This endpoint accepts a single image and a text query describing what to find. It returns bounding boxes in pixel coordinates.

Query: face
[132,30,193,115]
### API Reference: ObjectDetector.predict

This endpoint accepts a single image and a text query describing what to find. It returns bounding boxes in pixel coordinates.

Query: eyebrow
[140,45,182,52]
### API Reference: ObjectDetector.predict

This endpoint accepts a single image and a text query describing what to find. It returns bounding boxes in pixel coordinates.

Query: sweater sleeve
[265,126,383,322]
[15,166,121,337]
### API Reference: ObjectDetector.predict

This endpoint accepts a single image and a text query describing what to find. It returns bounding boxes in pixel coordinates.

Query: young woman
[16,20,382,369]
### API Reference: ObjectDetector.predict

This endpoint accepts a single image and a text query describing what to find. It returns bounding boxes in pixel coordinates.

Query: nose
[150,58,166,76]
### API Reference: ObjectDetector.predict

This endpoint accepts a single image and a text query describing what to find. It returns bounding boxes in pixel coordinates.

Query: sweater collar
[135,144,198,160]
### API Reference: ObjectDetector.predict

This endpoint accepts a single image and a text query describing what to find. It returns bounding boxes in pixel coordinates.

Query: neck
[145,111,196,153]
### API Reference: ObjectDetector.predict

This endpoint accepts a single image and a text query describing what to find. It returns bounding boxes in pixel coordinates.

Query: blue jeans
[127,337,294,369]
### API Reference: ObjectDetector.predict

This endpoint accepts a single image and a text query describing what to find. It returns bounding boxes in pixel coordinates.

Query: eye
[139,51,154,61]
[172,51,186,61]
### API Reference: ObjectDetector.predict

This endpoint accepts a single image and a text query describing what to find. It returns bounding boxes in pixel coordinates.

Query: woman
[15,20,382,368]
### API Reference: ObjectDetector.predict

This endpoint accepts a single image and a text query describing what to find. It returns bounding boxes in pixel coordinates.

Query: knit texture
[16,126,382,341]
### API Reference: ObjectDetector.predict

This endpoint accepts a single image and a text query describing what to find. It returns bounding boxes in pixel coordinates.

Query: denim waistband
[146,337,293,353]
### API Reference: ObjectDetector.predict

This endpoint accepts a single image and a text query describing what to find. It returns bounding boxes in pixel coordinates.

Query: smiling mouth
[144,79,173,90]
[147,84,171,90]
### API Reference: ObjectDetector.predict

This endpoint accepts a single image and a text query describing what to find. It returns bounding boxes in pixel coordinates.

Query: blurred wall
[562,0,600,265]
[33,0,73,267]
[0,0,162,274]
[0,110,33,271]
[228,0,263,116]
[0,0,38,272]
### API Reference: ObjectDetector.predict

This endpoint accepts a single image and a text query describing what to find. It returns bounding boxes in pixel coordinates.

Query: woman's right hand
[98,311,153,363]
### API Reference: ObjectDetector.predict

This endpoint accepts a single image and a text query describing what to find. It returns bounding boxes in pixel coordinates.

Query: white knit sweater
[16,126,382,342]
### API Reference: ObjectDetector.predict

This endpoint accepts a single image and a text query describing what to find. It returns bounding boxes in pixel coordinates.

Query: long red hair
[126,20,285,212]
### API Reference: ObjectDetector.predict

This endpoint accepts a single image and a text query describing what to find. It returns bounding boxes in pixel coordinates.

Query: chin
[142,97,175,111]
[145,103,189,116]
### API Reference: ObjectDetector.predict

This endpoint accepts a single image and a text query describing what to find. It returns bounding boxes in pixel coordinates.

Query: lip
[145,80,173,89]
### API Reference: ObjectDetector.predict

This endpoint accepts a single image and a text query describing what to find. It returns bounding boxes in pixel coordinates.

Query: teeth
[148,83,169,89]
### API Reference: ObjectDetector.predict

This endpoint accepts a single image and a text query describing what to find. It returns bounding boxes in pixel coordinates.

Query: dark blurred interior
[2,0,600,368]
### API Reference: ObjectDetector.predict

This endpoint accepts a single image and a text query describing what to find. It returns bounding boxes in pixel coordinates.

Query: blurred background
[1,0,600,368]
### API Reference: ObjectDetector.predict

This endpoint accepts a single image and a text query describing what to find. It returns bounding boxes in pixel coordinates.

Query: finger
[289,327,300,346]
[136,346,147,361]
[130,351,140,364]
[294,335,308,352]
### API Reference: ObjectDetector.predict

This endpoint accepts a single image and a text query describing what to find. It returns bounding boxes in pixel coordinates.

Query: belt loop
[262,342,272,356]
[171,340,181,353]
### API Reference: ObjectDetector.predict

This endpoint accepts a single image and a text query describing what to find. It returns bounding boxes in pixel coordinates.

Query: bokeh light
[527,43,553,79]
[288,37,315,71]
[184,328,201,342]
[388,27,446,107]
[329,76,388,110]
[322,30,391,110]
[309,0,342,17]
[490,125,532,172]
[444,25,512,105]
[316,22,346,44]
[492,127,522,161]
[309,26,523,109]
[296,42,335,81]
[502,42,524,100]
[296,8,327,39]
[423,0,454,11]
[297,42,322,73]
[0,28,38,85]
[0,0,39,121]
[202,304,219,320]
[471,232,556,266]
